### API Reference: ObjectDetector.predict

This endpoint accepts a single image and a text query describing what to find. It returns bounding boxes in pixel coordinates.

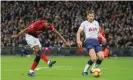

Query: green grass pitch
[1,56,133,80]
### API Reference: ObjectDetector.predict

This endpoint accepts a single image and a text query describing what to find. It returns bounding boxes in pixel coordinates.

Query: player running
[11,18,71,77]
[76,10,106,76]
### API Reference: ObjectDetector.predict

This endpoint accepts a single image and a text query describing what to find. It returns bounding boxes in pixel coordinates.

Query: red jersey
[27,20,55,37]
[98,29,105,43]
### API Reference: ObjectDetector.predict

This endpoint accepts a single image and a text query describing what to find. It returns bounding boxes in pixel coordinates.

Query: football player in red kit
[11,18,71,77]
[98,26,109,58]
[98,26,105,44]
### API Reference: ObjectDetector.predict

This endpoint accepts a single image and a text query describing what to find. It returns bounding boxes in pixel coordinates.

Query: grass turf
[1,56,133,80]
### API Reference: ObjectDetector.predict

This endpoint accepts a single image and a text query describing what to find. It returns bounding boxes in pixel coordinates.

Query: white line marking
[35,66,72,70]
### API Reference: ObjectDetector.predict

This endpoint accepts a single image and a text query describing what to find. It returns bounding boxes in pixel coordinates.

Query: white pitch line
[35,66,73,70]
[35,67,49,70]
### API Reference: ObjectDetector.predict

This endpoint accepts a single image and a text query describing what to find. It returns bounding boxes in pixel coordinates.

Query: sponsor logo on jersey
[89,27,97,31]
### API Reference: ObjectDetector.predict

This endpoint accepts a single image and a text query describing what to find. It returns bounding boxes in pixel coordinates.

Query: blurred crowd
[1,1,133,48]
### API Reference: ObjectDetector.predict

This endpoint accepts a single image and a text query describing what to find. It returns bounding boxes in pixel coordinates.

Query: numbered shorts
[25,34,42,48]
[84,38,102,53]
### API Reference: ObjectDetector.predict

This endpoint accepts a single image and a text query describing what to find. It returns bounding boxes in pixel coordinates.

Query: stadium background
[1,1,133,56]
[1,1,133,47]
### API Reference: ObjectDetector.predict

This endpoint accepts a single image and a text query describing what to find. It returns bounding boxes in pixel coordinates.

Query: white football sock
[83,64,90,72]
[92,63,99,69]
[47,61,50,64]
[29,70,34,73]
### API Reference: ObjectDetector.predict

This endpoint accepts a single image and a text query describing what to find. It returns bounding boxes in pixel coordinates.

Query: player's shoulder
[93,20,99,27]
[81,20,88,24]
[93,20,99,24]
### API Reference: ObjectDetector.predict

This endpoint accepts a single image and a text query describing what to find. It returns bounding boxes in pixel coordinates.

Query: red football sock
[40,54,49,63]
[30,62,39,71]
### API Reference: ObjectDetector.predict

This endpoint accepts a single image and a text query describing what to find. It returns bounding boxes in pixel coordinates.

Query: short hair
[86,10,95,15]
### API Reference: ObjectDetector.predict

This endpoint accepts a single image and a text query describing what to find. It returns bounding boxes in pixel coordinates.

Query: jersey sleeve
[28,24,35,31]
[49,25,55,31]
[79,22,85,30]
[29,21,39,29]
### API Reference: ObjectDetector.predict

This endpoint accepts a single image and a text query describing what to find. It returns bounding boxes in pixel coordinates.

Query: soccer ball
[91,68,102,77]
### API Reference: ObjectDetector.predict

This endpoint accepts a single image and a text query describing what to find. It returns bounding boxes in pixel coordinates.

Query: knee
[91,57,97,62]
[99,57,104,60]
[33,45,40,53]
[98,54,104,60]
[89,49,97,62]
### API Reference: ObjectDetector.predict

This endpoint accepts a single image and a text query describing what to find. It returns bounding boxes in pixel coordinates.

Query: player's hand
[77,40,82,48]
[11,35,18,39]
[102,37,106,44]
[65,42,71,47]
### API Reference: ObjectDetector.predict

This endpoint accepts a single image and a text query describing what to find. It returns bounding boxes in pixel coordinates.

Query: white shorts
[25,34,42,48]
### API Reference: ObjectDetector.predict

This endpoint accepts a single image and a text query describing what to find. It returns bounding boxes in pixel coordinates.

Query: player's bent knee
[99,56,104,60]
[34,49,39,53]
[89,49,97,61]
[91,57,97,62]
[97,51,104,60]
[33,45,40,52]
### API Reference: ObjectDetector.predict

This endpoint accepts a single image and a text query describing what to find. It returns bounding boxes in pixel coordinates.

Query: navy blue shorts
[84,38,102,53]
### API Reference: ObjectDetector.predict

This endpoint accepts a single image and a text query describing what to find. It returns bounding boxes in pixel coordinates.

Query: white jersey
[79,20,99,40]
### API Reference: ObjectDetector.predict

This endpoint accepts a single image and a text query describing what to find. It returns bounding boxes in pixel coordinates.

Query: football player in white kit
[76,10,106,76]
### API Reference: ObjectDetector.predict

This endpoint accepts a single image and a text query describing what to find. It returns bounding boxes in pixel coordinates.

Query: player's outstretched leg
[91,51,104,73]
[34,45,56,67]
[39,53,56,67]
[93,59,103,68]
[82,49,96,76]
[82,60,94,76]
[28,56,40,77]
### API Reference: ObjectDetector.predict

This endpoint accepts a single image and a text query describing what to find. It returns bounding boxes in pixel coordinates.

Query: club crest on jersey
[89,27,97,31]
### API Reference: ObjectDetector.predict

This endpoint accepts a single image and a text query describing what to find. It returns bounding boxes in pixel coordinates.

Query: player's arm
[76,22,85,48]
[98,31,106,44]
[76,28,83,48]
[11,27,29,39]
[53,29,71,47]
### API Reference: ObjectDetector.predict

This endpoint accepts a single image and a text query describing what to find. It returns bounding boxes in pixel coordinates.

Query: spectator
[1,1,133,48]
